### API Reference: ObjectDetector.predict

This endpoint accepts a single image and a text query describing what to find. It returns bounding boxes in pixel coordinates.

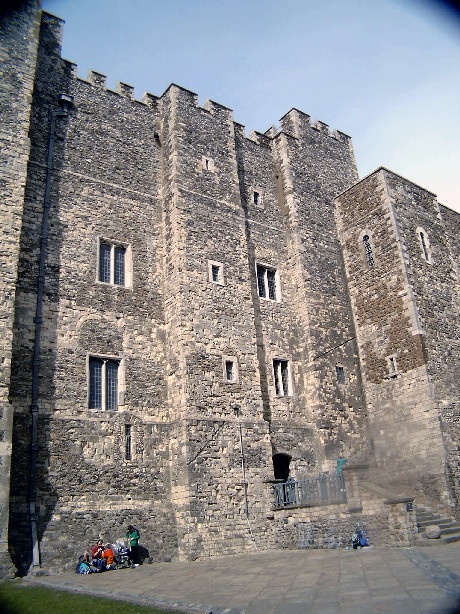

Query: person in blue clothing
[126,524,140,567]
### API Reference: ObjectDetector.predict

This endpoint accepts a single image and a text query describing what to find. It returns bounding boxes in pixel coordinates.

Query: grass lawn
[0,581,186,614]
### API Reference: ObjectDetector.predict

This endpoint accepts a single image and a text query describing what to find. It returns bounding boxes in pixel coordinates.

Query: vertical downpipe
[29,94,72,570]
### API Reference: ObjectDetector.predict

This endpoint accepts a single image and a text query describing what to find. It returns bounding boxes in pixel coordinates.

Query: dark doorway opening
[272,453,292,481]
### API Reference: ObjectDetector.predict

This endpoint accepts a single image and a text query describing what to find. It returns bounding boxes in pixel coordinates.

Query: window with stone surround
[386,355,398,378]
[208,260,224,285]
[273,359,291,396]
[416,227,432,263]
[256,263,279,301]
[362,234,374,268]
[252,188,263,208]
[88,355,121,411]
[97,238,132,287]
[223,356,238,382]
[201,155,215,172]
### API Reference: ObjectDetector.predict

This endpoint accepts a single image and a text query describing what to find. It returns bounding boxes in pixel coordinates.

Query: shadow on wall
[8,14,74,576]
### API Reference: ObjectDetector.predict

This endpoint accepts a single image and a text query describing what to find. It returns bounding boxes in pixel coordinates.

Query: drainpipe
[29,93,73,570]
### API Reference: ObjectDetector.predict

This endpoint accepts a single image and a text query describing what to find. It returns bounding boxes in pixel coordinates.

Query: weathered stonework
[1,2,458,577]
[335,169,460,512]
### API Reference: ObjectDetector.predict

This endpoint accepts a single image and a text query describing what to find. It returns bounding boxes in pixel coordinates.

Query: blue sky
[42,0,460,211]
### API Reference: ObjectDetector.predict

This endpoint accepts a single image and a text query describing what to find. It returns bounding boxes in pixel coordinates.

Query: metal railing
[273,473,346,508]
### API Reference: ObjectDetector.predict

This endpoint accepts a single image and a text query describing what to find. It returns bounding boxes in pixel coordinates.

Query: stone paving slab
[24,545,460,614]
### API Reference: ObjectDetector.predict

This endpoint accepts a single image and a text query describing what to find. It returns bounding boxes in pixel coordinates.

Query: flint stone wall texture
[2,3,459,575]
[335,169,460,513]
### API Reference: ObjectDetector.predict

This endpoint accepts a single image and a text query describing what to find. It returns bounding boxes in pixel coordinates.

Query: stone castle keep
[1,1,459,576]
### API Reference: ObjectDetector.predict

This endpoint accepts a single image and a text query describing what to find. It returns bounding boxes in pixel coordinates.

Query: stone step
[416,532,460,546]
[439,525,460,536]
[417,518,454,528]
[415,506,460,545]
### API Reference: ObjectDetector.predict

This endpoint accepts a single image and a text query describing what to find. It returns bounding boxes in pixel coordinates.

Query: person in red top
[90,539,107,570]
[102,543,115,570]
[91,539,104,560]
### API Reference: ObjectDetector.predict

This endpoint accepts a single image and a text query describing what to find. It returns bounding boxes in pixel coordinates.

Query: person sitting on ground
[102,543,116,570]
[91,539,107,571]
[76,549,97,574]
[91,539,104,561]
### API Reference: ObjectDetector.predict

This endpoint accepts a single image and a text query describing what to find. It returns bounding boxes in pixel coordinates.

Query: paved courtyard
[26,543,460,614]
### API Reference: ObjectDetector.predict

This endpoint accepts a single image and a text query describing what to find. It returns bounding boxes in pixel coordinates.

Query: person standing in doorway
[126,524,140,567]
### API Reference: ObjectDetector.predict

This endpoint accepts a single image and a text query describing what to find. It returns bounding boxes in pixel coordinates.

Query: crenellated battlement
[61,55,351,150]
[277,108,352,145]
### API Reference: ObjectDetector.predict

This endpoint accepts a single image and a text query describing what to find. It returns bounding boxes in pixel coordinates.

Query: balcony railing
[273,474,346,508]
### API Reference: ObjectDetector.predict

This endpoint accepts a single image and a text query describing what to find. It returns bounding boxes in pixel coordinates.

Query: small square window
[208,260,224,285]
[256,264,279,301]
[273,359,291,396]
[223,356,238,383]
[251,188,264,208]
[201,156,215,172]
[336,365,345,385]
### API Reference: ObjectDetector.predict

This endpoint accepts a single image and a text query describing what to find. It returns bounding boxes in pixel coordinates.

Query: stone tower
[1,2,458,576]
[335,169,460,510]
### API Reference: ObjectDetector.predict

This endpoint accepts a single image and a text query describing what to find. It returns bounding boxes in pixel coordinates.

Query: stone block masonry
[1,2,459,576]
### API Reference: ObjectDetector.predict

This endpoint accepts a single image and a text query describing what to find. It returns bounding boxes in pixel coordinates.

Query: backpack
[76,561,91,574]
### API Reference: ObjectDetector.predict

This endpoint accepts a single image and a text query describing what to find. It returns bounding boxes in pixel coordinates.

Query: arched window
[362,234,374,268]
[416,227,432,263]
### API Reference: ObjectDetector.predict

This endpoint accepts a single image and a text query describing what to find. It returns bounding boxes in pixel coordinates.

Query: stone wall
[335,169,459,511]
[3,2,459,576]
[0,0,42,579]
[270,111,369,472]
[8,8,174,572]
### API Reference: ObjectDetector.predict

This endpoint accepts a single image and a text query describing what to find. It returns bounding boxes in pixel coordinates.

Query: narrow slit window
[89,358,103,409]
[389,357,396,374]
[212,264,220,283]
[267,269,276,300]
[256,265,266,298]
[417,229,432,263]
[125,424,132,460]
[114,246,126,285]
[362,235,374,268]
[225,360,234,381]
[253,191,259,206]
[106,360,119,411]
[223,356,238,383]
[99,243,111,283]
[336,365,345,385]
